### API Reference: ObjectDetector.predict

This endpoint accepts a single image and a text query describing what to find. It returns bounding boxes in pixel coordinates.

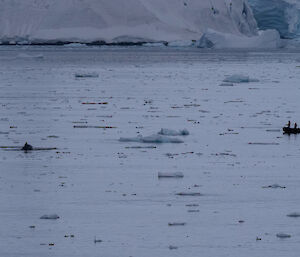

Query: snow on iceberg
[223,75,259,83]
[158,128,189,136]
[0,0,258,44]
[198,29,282,49]
[119,134,183,144]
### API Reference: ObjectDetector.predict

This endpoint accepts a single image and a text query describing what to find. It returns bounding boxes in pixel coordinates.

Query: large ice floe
[0,0,257,45]
[120,128,189,144]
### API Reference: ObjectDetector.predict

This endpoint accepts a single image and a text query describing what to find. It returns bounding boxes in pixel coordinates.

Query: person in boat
[295,123,298,129]
[287,120,291,128]
[22,142,33,151]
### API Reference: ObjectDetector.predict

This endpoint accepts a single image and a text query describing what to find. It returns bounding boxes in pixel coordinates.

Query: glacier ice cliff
[248,0,300,39]
[0,0,258,44]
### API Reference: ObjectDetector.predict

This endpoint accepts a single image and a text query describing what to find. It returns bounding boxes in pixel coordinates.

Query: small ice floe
[176,192,202,196]
[64,43,87,48]
[223,74,259,83]
[158,172,184,178]
[158,128,189,136]
[75,72,99,78]
[119,134,183,144]
[276,233,291,239]
[40,214,60,220]
[287,212,300,218]
[262,184,286,189]
[168,222,186,226]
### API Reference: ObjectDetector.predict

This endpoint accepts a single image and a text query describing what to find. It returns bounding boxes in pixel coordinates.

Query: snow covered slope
[0,0,258,44]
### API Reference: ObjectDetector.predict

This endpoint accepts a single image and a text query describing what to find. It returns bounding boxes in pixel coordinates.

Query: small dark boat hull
[283,127,300,134]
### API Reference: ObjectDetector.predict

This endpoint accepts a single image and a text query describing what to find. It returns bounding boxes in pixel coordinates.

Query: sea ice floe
[40,214,60,220]
[223,74,259,83]
[119,134,183,144]
[158,128,189,136]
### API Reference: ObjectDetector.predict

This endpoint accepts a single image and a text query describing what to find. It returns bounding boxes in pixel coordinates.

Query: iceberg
[198,29,282,49]
[0,0,257,45]
[248,0,300,39]
[223,74,259,83]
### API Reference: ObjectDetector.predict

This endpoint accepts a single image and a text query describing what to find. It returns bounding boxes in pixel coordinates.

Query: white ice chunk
[198,29,282,49]
[120,134,183,144]
[143,42,166,47]
[158,128,189,136]
[223,75,259,83]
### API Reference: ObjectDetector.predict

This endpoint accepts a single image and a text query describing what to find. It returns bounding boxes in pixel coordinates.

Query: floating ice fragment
[158,172,184,178]
[276,233,291,238]
[75,72,99,78]
[158,128,189,136]
[287,212,300,218]
[40,214,60,220]
[223,75,259,83]
[119,134,183,144]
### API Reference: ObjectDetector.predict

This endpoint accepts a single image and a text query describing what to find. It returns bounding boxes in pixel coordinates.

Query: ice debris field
[0,46,300,257]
